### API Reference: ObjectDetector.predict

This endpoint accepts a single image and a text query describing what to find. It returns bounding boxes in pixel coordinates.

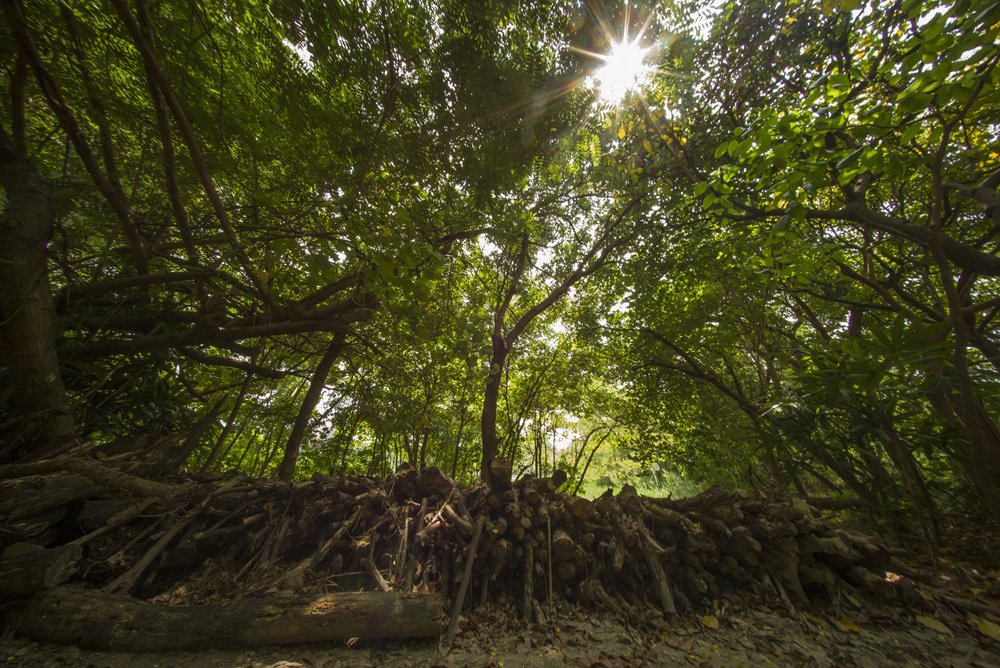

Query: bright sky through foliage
[592,37,652,104]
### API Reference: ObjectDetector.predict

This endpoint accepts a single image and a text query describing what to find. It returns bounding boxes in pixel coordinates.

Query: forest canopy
[2,0,999,532]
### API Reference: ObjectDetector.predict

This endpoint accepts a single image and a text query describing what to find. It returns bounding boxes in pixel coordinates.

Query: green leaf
[979,619,1000,643]
[900,123,921,144]
[916,615,951,635]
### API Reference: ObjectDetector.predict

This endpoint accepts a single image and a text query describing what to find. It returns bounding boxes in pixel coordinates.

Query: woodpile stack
[0,456,912,650]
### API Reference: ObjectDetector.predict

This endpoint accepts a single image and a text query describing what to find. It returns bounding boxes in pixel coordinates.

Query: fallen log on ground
[3,588,443,651]
[0,543,81,596]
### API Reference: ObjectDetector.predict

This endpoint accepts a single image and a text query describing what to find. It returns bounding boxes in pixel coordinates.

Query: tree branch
[109,0,279,310]
[3,0,146,272]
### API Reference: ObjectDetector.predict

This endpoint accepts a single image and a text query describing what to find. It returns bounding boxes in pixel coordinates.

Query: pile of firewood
[0,456,912,650]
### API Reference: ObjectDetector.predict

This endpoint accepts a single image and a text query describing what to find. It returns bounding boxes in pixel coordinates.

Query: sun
[592,37,652,104]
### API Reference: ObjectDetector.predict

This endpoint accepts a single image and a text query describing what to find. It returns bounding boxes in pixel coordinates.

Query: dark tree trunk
[0,130,75,460]
[418,428,429,470]
[478,222,618,483]
[480,335,507,482]
[277,332,347,481]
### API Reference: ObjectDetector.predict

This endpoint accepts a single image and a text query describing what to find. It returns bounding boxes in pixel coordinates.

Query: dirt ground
[3,595,1000,667]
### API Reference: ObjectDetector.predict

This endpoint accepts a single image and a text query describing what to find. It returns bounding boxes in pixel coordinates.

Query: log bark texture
[0,127,75,460]
[5,588,443,651]
[0,543,81,596]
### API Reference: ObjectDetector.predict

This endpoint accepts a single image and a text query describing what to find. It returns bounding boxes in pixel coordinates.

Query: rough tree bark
[481,233,529,482]
[0,543,81,596]
[480,333,510,481]
[0,129,75,460]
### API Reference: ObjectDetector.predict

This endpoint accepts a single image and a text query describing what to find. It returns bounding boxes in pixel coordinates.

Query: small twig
[429,487,456,524]
[239,501,292,579]
[636,520,676,615]
[444,516,485,649]
[396,513,410,580]
[261,514,291,566]
[70,497,158,547]
[523,541,534,622]
[768,572,802,621]
[478,568,490,608]
[364,559,392,592]
[402,554,418,591]
[280,502,368,587]
[105,519,186,594]
[364,540,391,592]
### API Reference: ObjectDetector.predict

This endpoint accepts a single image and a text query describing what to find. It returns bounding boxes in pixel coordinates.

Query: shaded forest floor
[4,592,1000,667]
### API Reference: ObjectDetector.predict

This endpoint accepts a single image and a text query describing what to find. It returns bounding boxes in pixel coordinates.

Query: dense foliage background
[2,0,999,535]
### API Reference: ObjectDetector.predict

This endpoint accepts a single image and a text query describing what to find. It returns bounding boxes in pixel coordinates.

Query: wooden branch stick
[444,516,485,649]
[637,521,676,615]
[425,488,455,526]
[522,541,534,622]
[280,502,367,587]
[2,456,180,498]
[364,558,392,593]
[396,513,410,580]
[546,515,553,616]
[71,497,158,547]
[414,497,429,534]
[105,519,186,594]
[441,503,473,535]
[364,538,391,592]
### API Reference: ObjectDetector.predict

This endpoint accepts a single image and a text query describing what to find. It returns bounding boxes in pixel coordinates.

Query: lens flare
[593,38,652,103]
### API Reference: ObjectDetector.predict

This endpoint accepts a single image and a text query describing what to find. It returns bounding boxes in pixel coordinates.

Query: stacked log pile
[0,457,913,649]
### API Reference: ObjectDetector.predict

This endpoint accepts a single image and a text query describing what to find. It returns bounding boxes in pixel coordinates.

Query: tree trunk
[418,428,429,471]
[201,369,254,471]
[477,222,618,483]
[277,332,347,481]
[450,383,470,479]
[4,588,443,651]
[0,131,75,460]
[927,173,1000,521]
[480,335,507,482]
